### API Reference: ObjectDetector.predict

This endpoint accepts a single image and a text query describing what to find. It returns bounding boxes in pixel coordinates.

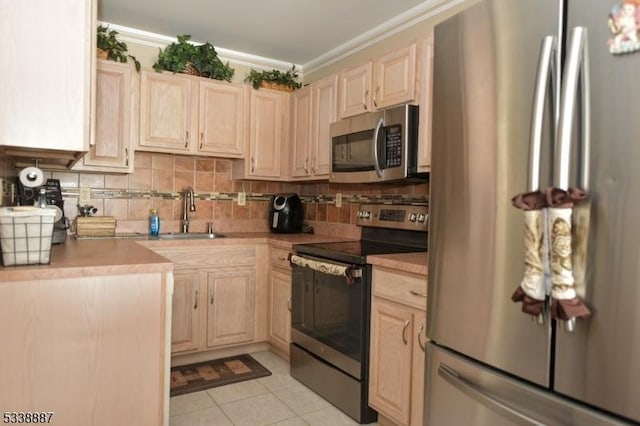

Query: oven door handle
[289,254,362,281]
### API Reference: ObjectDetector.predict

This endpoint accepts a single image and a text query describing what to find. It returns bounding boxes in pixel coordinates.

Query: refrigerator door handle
[554,27,591,191]
[438,363,546,426]
[528,35,557,192]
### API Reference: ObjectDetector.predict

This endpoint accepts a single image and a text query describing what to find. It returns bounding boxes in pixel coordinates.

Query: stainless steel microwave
[329,104,425,183]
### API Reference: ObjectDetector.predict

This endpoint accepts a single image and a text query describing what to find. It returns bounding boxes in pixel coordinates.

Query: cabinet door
[290,86,313,178]
[417,35,434,172]
[205,267,256,348]
[369,297,413,426]
[198,81,246,157]
[139,71,196,152]
[338,62,373,119]
[311,74,338,177]
[269,268,292,355]
[411,310,427,426]
[75,60,136,172]
[374,43,417,110]
[247,89,290,179]
[171,270,202,353]
[0,0,94,152]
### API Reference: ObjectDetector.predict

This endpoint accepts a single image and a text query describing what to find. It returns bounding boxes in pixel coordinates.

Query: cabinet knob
[362,89,369,111]
[373,86,379,108]
[287,296,292,312]
[250,157,255,173]
[200,132,204,150]
[185,131,189,148]
[194,290,198,309]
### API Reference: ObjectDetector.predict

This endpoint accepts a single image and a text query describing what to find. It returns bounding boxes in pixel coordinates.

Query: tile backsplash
[1,152,428,237]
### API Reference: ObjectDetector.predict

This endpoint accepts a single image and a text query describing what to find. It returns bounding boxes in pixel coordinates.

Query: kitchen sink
[152,232,226,240]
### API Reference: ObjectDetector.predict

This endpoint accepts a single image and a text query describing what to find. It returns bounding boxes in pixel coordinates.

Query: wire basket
[0,207,57,266]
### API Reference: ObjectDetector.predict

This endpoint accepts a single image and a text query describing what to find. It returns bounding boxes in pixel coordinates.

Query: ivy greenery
[97,25,140,72]
[244,65,302,90]
[153,35,234,82]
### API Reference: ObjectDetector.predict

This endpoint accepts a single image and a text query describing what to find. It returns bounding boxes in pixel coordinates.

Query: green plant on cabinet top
[153,35,235,82]
[97,25,141,72]
[245,65,302,91]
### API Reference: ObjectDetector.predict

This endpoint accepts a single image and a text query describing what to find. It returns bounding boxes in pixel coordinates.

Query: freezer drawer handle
[438,363,546,426]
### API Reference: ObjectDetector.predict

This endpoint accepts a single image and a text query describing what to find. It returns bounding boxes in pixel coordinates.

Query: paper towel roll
[19,167,44,188]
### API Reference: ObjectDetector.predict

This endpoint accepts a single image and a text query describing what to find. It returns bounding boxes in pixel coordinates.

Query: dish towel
[288,254,361,284]
[511,188,591,321]
[511,191,548,316]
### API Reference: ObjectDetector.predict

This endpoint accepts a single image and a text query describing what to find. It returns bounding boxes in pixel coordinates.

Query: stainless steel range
[289,203,428,424]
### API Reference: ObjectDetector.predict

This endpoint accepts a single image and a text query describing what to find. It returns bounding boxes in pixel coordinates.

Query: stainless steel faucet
[181,186,196,233]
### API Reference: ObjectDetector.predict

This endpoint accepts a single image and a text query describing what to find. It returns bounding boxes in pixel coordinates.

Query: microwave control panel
[384,124,403,167]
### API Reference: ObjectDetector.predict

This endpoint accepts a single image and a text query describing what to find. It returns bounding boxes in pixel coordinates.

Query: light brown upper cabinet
[233,88,291,180]
[139,70,247,158]
[1,0,95,154]
[338,43,417,119]
[417,34,434,172]
[74,59,138,173]
[290,75,338,180]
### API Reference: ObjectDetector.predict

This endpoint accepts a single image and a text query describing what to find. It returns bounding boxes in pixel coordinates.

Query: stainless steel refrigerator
[425,0,640,424]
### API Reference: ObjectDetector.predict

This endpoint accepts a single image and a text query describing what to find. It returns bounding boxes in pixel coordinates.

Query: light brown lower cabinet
[268,246,293,357]
[205,266,255,347]
[172,270,202,352]
[0,272,172,426]
[149,244,265,355]
[369,266,427,426]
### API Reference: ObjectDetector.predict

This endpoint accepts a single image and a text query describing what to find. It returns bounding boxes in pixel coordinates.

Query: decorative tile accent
[59,188,427,206]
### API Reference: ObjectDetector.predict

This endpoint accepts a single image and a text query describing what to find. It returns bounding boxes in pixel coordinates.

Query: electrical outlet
[335,193,342,208]
[237,192,246,206]
[79,187,91,205]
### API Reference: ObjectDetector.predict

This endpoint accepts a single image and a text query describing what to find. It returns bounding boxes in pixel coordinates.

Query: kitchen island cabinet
[368,253,428,426]
[0,239,173,426]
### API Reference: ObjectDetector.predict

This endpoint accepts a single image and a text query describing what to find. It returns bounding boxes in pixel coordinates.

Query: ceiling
[98,0,432,68]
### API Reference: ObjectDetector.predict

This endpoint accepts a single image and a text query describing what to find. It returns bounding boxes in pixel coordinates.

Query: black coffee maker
[269,193,304,233]
[16,178,69,244]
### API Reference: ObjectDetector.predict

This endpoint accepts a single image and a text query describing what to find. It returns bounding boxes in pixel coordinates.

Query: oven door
[291,255,370,379]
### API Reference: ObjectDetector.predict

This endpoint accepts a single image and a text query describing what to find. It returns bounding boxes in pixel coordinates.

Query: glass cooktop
[294,239,426,265]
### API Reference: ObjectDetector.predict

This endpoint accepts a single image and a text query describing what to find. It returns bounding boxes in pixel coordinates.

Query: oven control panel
[356,204,428,231]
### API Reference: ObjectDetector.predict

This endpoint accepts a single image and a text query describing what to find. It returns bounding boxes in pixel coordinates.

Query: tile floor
[169,350,379,426]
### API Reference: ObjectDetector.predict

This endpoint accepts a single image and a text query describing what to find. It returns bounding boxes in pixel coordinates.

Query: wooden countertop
[0,232,353,281]
[0,239,173,281]
[368,252,428,276]
[138,232,352,250]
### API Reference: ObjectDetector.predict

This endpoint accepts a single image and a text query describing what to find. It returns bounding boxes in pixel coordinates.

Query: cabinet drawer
[270,247,292,270]
[372,266,427,311]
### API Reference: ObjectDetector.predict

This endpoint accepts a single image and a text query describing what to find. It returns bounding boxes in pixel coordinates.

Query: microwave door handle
[373,117,384,178]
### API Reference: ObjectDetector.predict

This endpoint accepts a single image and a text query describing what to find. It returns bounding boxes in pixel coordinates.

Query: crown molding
[98,21,302,72]
[302,0,464,75]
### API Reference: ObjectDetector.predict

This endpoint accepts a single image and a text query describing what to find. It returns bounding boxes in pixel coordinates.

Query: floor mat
[170,353,272,397]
